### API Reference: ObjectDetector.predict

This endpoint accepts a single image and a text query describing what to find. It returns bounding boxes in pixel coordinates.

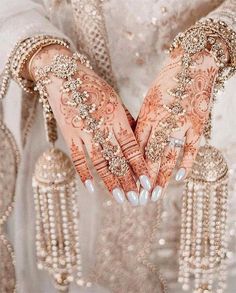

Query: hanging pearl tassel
[32,148,90,290]
[178,145,228,293]
[0,61,11,100]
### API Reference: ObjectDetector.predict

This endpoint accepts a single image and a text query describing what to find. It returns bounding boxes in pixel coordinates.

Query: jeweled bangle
[27,46,48,81]
[0,35,70,100]
[170,18,236,69]
[10,35,70,93]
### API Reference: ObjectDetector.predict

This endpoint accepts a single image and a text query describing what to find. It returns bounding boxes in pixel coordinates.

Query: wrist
[25,44,73,81]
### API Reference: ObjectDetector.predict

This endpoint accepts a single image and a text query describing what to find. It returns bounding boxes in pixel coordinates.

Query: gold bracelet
[27,46,47,81]
[0,35,70,100]
[11,36,70,93]
[170,18,236,68]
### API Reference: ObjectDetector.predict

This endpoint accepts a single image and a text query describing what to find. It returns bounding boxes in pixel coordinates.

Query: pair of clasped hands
[29,44,219,206]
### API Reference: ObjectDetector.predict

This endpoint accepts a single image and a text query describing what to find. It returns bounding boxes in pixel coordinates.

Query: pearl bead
[182,284,190,291]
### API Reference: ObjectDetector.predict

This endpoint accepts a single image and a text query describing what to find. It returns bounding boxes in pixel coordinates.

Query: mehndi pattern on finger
[70,140,91,182]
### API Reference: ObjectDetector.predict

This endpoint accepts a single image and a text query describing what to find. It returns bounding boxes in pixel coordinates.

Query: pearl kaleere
[32,148,91,290]
[179,146,229,293]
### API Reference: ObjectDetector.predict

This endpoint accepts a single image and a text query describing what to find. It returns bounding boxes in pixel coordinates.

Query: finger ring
[167,137,184,148]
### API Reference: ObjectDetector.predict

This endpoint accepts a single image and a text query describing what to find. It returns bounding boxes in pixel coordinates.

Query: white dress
[1,0,236,292]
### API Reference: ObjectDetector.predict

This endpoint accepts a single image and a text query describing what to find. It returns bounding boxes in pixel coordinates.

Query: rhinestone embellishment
[146,19,232,163]
[35,53,128,177]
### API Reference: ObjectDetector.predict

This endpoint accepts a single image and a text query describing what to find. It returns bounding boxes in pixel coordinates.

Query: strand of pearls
[178,184,188,284]
[179,178,229,293]
[217,182,228,293]
[137,200,168,293]
[208,185,217,292]
[193,183,204,292]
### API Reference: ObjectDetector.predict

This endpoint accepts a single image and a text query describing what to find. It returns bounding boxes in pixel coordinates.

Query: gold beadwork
[0,120,19,293]
[33,148,90,289]
[0,234,16,293]
[190,145,228,183]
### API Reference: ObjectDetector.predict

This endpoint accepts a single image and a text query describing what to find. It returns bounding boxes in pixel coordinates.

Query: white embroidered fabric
[1,1,236,292]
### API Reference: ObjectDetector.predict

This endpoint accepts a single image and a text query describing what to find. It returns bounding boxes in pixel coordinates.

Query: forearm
[22,44,72,80]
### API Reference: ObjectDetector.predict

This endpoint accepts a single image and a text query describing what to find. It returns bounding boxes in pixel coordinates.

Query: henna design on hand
[31,49,150,202]
[60,69,119,129]
[185,67,217,134]
[70,139,92,182]
[156,147,179,187]
[89,143,121,192]
[136,50,219,190]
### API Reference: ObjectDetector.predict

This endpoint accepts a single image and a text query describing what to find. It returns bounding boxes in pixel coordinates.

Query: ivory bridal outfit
[1,0,236,292]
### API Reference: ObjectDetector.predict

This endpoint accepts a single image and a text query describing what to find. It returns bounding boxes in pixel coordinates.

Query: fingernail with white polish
[139,175,152,191]
[139,189,149,206]
[175,168,186,181]
[127,191,139,206]
[84,179,95,193]
[112,188,125,204]
[151,186,162,202]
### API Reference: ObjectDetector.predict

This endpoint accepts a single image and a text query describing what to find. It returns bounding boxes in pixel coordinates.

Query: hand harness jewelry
[34,53,129,177]
[33,51,129,289]
[145,19,236,163]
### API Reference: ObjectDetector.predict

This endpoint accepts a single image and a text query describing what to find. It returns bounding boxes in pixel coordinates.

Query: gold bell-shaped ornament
[32,114,90,290]
[178,144,228,293]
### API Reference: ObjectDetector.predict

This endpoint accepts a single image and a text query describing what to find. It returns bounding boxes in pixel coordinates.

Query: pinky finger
[152,142,182,201]
[70,139,95,193]
[175,128,201,182]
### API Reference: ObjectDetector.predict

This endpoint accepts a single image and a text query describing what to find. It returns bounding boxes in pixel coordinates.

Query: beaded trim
[0,234,16,293]
[0,121,20,225]
[145,19,236,162]
[34,53,129,177]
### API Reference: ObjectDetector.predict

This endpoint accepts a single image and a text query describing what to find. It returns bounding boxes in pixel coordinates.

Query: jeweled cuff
[170,18,236,68]
[0,35,70,99]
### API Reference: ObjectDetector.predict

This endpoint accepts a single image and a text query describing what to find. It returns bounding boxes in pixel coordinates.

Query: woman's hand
[29,45,151,206]
[135,48,219,200]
